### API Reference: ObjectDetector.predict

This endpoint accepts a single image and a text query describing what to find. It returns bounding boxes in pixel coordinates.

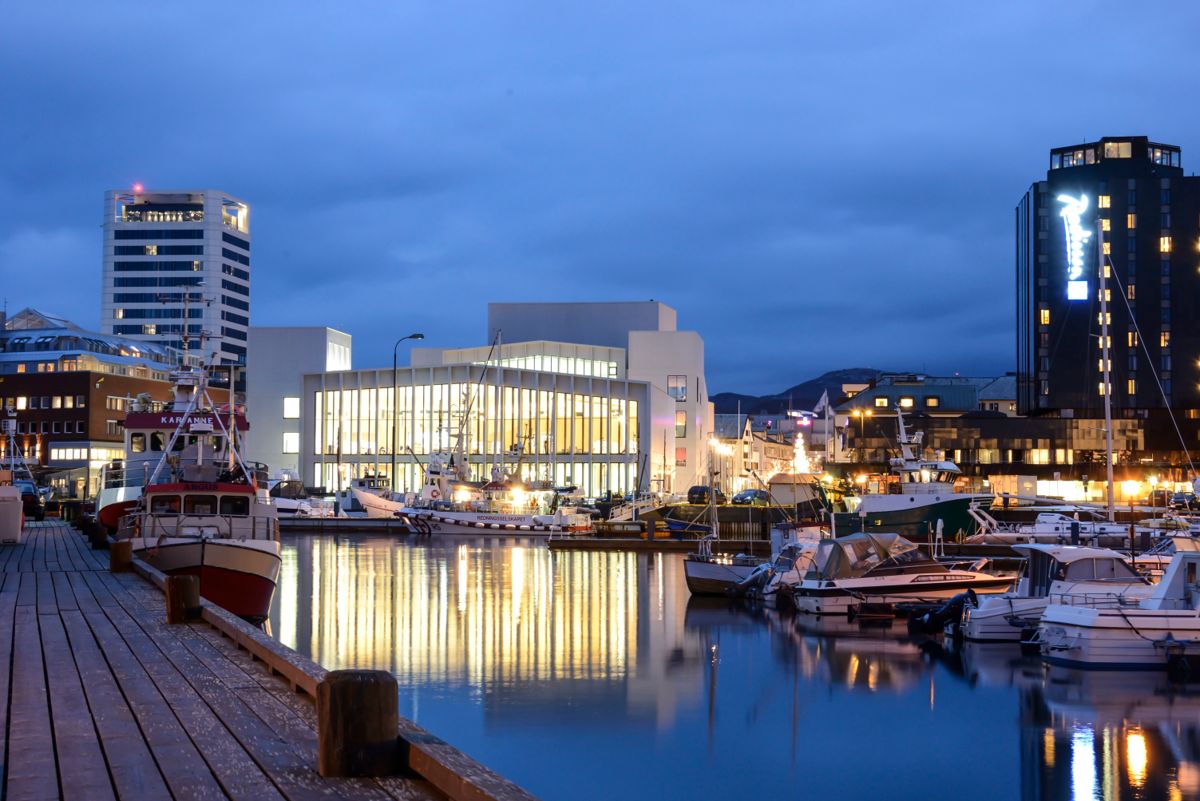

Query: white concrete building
[245,326,351,478]
[288,300,711,496]
[101,188,251,365]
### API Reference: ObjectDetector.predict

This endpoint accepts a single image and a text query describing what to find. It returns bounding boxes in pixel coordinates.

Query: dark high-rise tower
[1016,136,1199,418]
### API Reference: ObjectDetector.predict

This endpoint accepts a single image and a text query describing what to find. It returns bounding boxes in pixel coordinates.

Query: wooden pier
[0,522,537,801]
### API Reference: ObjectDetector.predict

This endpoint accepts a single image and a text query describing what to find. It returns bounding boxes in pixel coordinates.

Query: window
[150,495,181,515]
[667,375,687,402]
[183,495,217,515]
[282,433,300,454]
[1160,236,1172,253]
[1098,195,1111,208]
[1103,141,1132,159]
[1101,218,1111,232]
[1098,381,1108,396]
[675,410,687,438]
[51,422,60,434]
[1128,331,1139,347]
[675,447,687,467]
[925,397,940,408]
[874,396,889,408]
[1127,213,1137,229]
[283,397,300,419]
[1127,284,1136,300]
[51,396,61,409]
[1102,242,1111,255]
[1162,213,1172,228]
[1161,331,1171,348]
[1039,308,1050,326]
[219,496,250,516]
[1128,379,1137,394]
[144,244,158,256]
[898,396,914,409]
[131,433,146,453]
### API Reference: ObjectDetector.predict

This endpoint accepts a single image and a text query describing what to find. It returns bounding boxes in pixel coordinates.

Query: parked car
[687,485,727,505]
[1170,492,1196,510]
[14,480,44,521]
[731,489,770,506]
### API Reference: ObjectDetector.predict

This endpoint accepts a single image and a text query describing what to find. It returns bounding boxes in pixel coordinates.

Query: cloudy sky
[1,2,1195,394]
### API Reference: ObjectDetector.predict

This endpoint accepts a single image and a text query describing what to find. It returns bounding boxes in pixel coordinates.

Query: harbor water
[268,534,1200,801]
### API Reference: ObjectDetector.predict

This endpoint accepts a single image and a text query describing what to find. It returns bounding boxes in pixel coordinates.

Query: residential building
[100,188,251,365]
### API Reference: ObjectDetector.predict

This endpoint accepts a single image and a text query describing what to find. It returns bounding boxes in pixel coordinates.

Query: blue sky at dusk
[2,2,1196,394]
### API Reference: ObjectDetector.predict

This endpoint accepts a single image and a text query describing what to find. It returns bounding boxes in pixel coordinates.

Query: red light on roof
[132,183,144,193]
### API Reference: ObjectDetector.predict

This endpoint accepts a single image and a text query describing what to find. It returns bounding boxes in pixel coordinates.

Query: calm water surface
[268,535,1200,801]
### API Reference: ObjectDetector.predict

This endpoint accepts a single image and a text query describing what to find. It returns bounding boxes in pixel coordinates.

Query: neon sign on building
[1057,194,1091,300]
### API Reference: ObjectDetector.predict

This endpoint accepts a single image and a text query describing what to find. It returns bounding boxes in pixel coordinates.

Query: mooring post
[165,574,201,623]
[109,539,132,572]
[317,670,400,777]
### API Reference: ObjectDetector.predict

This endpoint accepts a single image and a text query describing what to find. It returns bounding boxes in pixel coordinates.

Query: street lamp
[391,333,425,493]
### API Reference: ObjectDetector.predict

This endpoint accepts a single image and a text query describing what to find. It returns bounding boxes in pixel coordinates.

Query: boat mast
[1099,216,1115,521]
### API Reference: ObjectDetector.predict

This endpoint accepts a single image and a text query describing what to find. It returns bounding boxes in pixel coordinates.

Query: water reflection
[269,535,1200,801]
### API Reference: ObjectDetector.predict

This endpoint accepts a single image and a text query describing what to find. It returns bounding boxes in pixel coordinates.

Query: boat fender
[431,490,440,499]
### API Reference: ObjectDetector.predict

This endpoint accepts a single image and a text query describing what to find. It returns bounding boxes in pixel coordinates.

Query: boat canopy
[809,533,928,580]
[1019,545,1141,597]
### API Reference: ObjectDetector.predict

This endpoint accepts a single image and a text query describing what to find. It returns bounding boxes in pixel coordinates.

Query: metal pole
[391,343,398,493]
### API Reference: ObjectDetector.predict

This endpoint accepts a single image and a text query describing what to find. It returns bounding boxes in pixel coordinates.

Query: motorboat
[965,507,1168,548]
[958,544,1154,642]
[682,539,767,596]
[1039,550,1200,670]
[789,532,1013,616]
[268,477,336,518]
[113,364,281,624]
[683,520,821,598]
[346,473,406,518]
[832,410,992,543]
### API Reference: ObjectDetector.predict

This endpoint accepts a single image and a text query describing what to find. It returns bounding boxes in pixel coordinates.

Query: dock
[280,516,411,536]
[0,521,537,801]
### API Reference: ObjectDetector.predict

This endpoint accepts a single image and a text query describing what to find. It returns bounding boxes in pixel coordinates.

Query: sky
[1,2,1197,395]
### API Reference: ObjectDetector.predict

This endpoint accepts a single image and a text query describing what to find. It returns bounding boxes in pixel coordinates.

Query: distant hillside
[712,368,881,415]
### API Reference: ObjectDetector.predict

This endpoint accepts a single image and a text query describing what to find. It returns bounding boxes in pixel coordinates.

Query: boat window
[172,436,186,452]
[1064,560,1096,580]
[131,433,146,453]
[183,495,217,514]
[151,432,165,451]
[150,495,180,514]
[1092,558,1137,580]
[219,495,250,516]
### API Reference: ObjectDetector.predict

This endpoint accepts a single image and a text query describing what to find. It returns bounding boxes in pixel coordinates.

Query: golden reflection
[1126,728,1147,789]
[1044,729,1055,769]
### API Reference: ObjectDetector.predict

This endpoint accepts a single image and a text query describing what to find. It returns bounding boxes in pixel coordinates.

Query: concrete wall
[486,301,676,349]
[246,326,351,477]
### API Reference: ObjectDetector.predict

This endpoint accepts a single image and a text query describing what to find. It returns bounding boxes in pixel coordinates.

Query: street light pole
[391,333,425,493]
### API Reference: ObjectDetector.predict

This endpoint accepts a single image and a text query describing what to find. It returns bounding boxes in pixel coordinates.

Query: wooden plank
[60,607,173,801]
[82,571,287,801]
[35,570,57,614]
[75,574,230,801]
[52,571,78,611]
[0,572,21,794]
[40,612,117,801]
[6,606,60,801]
[15,571,35,607]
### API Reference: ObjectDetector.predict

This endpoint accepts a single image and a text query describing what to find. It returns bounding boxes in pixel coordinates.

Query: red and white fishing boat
[114,364,280,623]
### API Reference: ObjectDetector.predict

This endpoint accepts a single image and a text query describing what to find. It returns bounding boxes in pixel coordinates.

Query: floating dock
[0,521,537,801]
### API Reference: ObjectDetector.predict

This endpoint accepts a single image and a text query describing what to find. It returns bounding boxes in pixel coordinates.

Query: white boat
[959,544,1154,642]
[1039,549,1200,670]
[268,478,336,518]
[113,364,281,624]
[965,507,1168,547]
[347,475,406,518]
[789,532,1013,616]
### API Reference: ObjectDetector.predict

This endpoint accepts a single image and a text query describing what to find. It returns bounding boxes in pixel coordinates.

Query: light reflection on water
[268,535,1200,801]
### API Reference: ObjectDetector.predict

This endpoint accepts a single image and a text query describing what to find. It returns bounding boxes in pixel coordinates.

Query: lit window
[1102,242,1111,255]
[1161,331,1170,348]
[675,410,687,438]
[898,396,914,409]
[282,433,300,454]
[1127,379,1137,394]
[675,447,687,467]
[667,375,687,402]
[144,244,157,256]
[192,261,201,271]
[1104,141,1132,159]
[1098,195,1111,208]
[1039,308,1050,326]
[114,309,124,320]
[1098,288,1111,302]
[873,396,889,408]
[925,397,940,408]
[1160,236,1172,253]
[283,397,300,419]
[1127,213,1137,229]
[1103,264,1111,278]
[1097,312,1111,325]
[1098,358,1111,372]
[1128,284,1136,300]
[15,397,26,410]
[1128,331,1138,347]
[1101,218,1111,231]
[1098,381,1108,396]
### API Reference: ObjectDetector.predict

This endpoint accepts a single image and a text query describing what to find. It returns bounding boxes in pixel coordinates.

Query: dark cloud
[1,2,1196,396]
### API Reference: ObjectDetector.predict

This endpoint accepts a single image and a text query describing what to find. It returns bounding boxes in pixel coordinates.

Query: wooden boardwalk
[0,522,440,801]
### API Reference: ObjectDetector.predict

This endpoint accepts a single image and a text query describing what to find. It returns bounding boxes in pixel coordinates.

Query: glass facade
[307,368,644,497]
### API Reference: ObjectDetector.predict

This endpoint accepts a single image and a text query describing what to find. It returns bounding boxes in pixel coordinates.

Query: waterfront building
[100,188,251,365]
[1016,136,1199,417]
[295,301,711,497]
[0,308,175,495]
[244,326,351,479]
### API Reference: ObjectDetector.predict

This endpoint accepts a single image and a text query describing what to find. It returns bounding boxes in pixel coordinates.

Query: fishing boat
[114,364,281,623]
[789,532,1013,616]
[1039,550,1200,671]
[682,538,767,596]
[958,544,1154,642]
[832,410,992,543]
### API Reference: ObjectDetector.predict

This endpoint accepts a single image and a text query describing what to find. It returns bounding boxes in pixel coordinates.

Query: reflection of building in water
[269,537,704,726]
[1018,668,1200,800]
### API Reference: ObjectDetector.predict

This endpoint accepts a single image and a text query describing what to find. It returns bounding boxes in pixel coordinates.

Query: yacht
[1039,549,1200,670]
[832,411,992,543]
[113,364,281,623]
[958,544,1154,642]
[789,532,1013,616]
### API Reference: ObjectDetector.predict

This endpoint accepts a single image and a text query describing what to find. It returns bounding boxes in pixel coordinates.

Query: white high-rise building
[100,188,251,365]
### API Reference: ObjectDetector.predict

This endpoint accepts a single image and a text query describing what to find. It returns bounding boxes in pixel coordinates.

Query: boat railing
[1050,586,1145,607]
[124,511,278,542]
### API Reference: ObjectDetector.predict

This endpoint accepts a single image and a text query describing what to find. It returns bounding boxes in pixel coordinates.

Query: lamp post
[391,333,425,493]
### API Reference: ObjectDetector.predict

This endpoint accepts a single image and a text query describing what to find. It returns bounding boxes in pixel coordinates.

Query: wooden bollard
[317,670,399,777]
[109,540,132,572]
[165,575,201,623]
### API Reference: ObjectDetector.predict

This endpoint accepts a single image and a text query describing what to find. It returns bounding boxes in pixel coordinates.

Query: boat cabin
[1013,544,1145,597]
[127,482,277,541]
[806,533,938,583]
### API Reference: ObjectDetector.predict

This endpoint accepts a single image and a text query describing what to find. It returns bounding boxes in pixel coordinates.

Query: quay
[0,521,537,801]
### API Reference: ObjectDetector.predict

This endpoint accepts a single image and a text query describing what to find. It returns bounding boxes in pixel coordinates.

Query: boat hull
[793,574,1013,616]
[350,486,404,519]
[404,509,587,535]
[833,495,983,543]
[97,486,141,533]
[130,537,281,623]
[1039,606,1200,670]
[683,558,763,596]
